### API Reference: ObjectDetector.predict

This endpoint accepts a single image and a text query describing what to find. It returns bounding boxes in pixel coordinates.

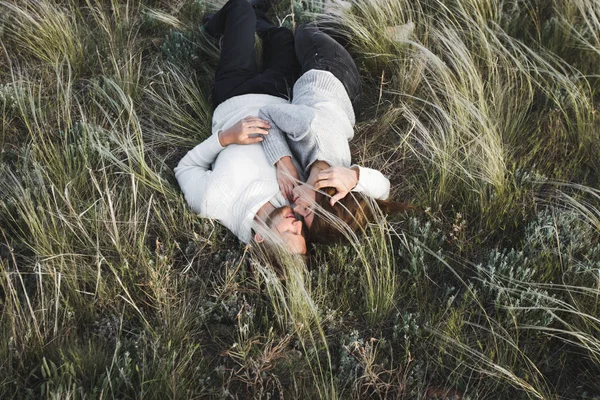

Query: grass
[1,0,600,398]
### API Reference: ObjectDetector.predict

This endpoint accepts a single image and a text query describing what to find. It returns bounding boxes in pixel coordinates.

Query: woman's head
[304,187,412,245]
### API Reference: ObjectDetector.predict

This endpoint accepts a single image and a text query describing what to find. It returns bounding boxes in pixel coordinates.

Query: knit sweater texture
[175,94,290,243]
[259,69,390,199]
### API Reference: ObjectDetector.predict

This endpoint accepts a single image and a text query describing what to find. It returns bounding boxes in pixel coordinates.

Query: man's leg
[316,19,351,49]
[256,10,300,98]
[208,0,258,107]
[221,10,300,100]
[294,23,361,114]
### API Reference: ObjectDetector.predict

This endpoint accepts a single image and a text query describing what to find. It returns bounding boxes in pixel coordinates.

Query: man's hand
[276,156,300,202]
[218,116,271,146]
[314,166,359,206]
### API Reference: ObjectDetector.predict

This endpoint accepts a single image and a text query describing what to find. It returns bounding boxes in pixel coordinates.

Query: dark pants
[206,0,300,108]
[294,23,362,115]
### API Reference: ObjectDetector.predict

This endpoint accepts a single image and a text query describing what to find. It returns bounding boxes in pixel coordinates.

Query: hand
[276,156,300,202]
[314,166,359,206]
[218,116,271,146]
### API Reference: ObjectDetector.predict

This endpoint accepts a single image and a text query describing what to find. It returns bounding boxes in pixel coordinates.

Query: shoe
[202,12,216,28]
[202,12,222,40]
[250,0,279,14]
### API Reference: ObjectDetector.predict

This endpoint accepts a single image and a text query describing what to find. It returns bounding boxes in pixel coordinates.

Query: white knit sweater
[174,94,289,243]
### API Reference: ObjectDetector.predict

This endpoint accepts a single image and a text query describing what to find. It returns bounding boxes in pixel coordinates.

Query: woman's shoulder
[294,70,345,97]
[293,70,355,124]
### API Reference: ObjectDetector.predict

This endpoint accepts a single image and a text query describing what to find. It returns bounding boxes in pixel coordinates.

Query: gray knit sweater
[259,70,355,174]
[259,69,390,200]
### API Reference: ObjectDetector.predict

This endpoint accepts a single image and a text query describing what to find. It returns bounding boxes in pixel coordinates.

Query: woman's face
[292,184,316,229]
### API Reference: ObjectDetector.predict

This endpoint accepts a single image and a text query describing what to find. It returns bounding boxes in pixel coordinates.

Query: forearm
[175,134,224,174]
[174,137,222,216]
[260,117,293,165]
[259,104,316,165]
[276,155,294,169]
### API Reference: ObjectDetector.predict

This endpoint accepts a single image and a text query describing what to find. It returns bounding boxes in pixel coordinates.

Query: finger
[255,118,271,128]
[314,179,328,190]
[315,178,337,190]
[243,115,266,123]
[248,136,265,144]
[317,170,334,181]
[287,182,296,200]
[244,121,271,131]
[247,125,271,134]
[244,115,269,123]
[245,126,270,136]
[244,118,271,129]
[246,132,269,140]
[330,191,347,206]
[282,182,293,203]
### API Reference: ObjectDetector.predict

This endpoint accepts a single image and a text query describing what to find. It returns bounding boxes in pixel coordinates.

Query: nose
[293,219,303,233]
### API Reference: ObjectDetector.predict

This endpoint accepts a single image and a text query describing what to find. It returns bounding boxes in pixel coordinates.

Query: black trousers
[206,0,300,108]
[294,23,362,115]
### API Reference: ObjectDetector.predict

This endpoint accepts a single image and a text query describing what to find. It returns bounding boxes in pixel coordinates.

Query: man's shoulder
[214,94,289,120]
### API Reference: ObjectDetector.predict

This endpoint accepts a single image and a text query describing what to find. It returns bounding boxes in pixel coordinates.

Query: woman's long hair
[306,187,414,245]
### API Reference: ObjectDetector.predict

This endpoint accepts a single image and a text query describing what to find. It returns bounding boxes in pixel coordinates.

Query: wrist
[350,166,360,188]
[218,129,231,146]
[276,156,293,167]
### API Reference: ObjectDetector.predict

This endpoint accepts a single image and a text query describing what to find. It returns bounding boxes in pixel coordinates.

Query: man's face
[292,184,316,229]
[268,205,306,254]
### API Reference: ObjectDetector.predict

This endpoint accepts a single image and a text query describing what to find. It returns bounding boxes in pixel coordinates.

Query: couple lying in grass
[175,0,408,254]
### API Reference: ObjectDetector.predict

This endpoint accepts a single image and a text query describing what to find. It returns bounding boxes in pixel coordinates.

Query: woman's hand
[314,166,359,206]
[218,116,271,146]
[276,156,300,202]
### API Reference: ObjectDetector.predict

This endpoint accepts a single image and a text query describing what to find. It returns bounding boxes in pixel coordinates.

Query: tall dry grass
[1,0,600,398]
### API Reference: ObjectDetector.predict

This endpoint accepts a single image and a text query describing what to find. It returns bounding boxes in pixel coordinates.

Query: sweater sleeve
[174,134,225,215]
[259,104,315,166]
[351,165,391,200]
[258,113,292,166]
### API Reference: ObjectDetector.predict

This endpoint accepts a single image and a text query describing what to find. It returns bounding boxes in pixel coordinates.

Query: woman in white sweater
[175,0,307,253]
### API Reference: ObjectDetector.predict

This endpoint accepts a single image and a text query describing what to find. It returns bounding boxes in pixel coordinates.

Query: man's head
[253,205,307,254]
